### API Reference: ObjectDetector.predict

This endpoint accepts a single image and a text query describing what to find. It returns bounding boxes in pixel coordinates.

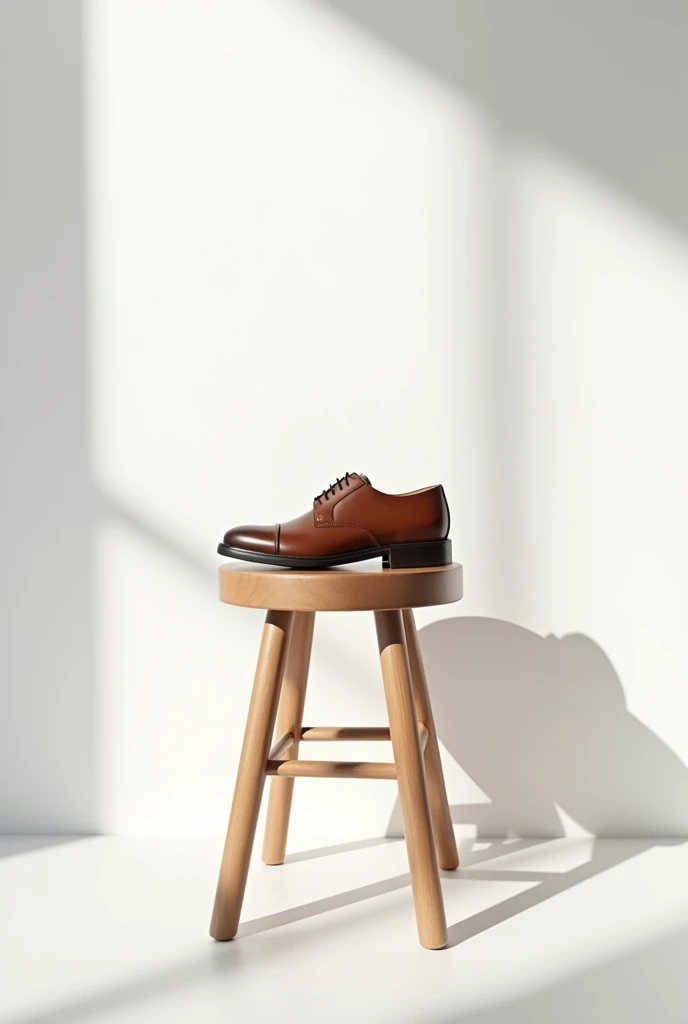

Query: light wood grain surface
[262,611,315,866]
[218,562,462,611]
[300,726,391,742]
[375,609,448,949]
[210,609,294,940]
[403,609,460,871]
[211,560,461,949]
[266,759,397,780]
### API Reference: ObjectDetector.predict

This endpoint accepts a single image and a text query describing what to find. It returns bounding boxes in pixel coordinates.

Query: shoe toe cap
[222,524,277,555]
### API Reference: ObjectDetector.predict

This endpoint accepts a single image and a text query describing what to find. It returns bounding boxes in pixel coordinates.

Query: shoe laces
[314,472,351,505]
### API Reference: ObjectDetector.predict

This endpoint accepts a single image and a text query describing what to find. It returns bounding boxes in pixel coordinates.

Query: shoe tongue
[358,473,371,485]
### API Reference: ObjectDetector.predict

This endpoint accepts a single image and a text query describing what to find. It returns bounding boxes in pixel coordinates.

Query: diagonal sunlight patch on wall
[83,0,688,842]
[84,0,500,836]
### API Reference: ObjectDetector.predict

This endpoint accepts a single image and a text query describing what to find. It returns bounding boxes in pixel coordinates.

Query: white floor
[0,835,687,1024]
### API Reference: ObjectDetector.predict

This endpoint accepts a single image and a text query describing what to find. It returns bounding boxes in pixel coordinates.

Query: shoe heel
[384,539,452,569]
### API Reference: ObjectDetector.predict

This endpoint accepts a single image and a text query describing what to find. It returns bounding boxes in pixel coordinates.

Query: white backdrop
[2,0,688,840]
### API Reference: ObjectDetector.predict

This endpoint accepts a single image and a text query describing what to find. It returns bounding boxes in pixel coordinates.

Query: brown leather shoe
[218,473,452,569]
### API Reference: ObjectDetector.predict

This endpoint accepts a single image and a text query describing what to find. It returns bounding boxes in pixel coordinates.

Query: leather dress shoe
[218,473,452,569]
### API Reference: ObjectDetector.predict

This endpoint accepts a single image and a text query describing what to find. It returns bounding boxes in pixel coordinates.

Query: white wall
[85,0,491,839]
[2,0,688,839]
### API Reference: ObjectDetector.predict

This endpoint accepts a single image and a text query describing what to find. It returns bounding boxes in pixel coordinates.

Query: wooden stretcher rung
[300,726,390,742]
[300,724,428,748]
[265,759,397,780]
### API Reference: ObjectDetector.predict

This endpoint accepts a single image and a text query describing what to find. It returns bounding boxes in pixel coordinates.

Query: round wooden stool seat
[218,561,463,612]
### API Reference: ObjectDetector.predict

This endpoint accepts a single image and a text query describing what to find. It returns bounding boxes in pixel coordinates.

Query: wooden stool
[209,561,463,949]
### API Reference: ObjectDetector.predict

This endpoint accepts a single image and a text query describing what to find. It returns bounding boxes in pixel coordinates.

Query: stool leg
[262,611,315,865]
[210,609,294,940]
[402,609,459,871]
[375,610,447,950]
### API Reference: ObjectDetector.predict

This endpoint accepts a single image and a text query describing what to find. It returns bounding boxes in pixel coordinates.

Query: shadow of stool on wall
[387,617,688,840]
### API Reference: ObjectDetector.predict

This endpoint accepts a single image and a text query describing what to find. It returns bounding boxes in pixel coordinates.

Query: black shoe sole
[216,538,452,570]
